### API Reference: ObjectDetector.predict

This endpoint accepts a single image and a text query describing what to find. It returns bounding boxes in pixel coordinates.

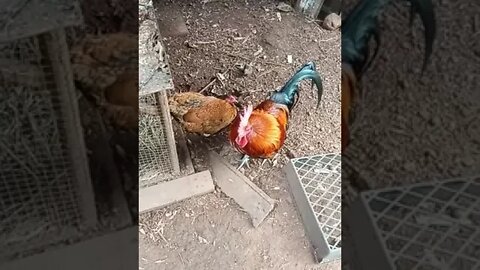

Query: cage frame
[138,6,180,189]
[348,175,480,270]
[284,152,342,263]
[42,28,98,226]
[0,0,96,227]
[138,89,181,186]
[0,27,98,260]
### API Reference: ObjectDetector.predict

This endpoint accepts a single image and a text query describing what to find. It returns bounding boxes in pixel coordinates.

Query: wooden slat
[139,170,215,213]
[208,151,275,228]
[0,1,83,42]
[43,29,97,226]
[158,89,181,175]
[1,227,137,270]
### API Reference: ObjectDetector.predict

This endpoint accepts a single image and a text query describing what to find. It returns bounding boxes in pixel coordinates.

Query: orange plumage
[229,100,288,159]
[341,64,356,152]
[169,91,238,136]
[228,62,323,168]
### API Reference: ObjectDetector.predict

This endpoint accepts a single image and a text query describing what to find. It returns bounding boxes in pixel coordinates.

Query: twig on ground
[256,69,275,78]
[241,33,252,45]
[318,37,336,42]
[226,52,251,62]
[199,67,232,93]
[195,40,219,45]
[199,78,217,93]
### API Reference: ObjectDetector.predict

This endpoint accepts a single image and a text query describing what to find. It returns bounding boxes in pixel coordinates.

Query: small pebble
[287,55,293,63]
[322,13,341,30]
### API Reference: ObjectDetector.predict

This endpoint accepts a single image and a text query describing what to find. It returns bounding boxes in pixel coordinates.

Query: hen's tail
[342,0,436,77]
[270,61,323,111]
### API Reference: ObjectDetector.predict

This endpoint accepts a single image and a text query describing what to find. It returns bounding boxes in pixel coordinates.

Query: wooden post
[158,89,181,175]
[295,0,326,19]
[43,28,97,227]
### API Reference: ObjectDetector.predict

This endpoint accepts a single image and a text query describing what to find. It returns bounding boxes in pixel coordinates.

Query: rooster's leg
[261,159,267,167]
[237,155,251,170]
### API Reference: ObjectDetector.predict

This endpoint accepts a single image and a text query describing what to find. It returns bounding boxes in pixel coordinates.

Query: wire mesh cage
[349,176,480,270]
[284,152,342,263]
[138,11,180,189]
[139,91,180,188]
[0,29,97,260]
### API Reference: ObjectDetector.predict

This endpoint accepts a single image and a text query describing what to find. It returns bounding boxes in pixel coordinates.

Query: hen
[168,91,238,136]
[341,0,436,151]
[70,32,138,129]
[102,71,139,129]
[229,62,323,169]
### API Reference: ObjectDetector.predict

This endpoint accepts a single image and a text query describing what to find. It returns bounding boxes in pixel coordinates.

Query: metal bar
[351,176,480,269]
[285,158,341,262]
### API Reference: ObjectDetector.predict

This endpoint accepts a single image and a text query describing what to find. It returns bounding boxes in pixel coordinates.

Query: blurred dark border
[0,0,139,269]
[341,0,479,269]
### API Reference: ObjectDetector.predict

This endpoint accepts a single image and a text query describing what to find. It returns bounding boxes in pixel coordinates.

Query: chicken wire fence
[0,31,96,260]
[349,176,480,270]
[139,11,180,189]
[285,152,342,263]
[139,91,179,188]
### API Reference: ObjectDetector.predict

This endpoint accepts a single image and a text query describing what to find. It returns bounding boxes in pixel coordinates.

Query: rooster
[341,0,436,151]
[229,62,323,169]
[168,91,238,136]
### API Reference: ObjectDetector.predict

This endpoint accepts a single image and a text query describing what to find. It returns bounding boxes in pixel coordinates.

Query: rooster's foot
[237,155,251,170]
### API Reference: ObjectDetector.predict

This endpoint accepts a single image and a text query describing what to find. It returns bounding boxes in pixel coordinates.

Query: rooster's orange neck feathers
[235,105,253,148]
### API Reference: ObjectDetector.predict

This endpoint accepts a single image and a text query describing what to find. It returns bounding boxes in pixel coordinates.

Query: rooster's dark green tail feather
[342,0,436,76]
[270,62,323,111]
[408,0,436,73]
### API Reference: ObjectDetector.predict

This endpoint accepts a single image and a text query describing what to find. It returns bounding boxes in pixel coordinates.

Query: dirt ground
[140,0,341,269]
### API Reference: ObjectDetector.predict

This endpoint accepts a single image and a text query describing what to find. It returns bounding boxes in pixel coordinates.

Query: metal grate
[0,31,96,260]
[350,176,480,270]
[285,152,342,263]
[139,91,179,188]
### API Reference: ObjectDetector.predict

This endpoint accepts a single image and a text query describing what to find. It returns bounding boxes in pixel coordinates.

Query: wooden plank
[295,0,326,19]
[158,90,181,175]
[43,29,97,227]
[1,227,137,270]
[0,1,83,42]
[139,19,174,96]
[88,128,133,228]
[139,170,214,213]
[173,121,195,176]
[208,151,275,228]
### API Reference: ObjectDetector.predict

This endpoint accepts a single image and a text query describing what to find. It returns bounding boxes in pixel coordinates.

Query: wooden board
[139,15,174,96]
[44,29,97,227]
[1,227,137,270]
[173,121,195,176]
[208,151,275,228]
[0,0,83,42]
[158,89,181,175]
[139,170,215,213]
